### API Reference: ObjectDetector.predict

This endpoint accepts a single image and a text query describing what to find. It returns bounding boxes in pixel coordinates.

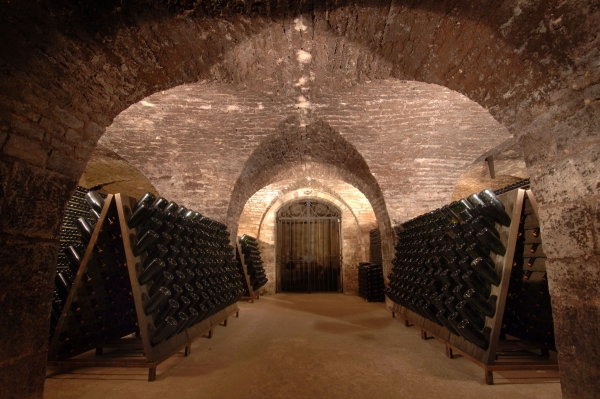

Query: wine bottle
[156,299,180,321]
[151,316,177,345]
[451,269,464,285]
[173,258,187,272]
[144,287,171,315]
[171,284,183,301]
[452,285,466,301]
[479,189,511,227]
[183,283,195,296]
[149,271,174,296]
[463,288,497,318]
[455,300,485,331]
[178,246,190,260]
[178,295,191,313]
[476,228,506,256]
[470,257,501,286]
[462,270,491,299]
[55,272,72,301]
[470,215,500,238]
[446,312,465,337]
[173,311,189,335]
[142,217,163,233]
[128,203,152,229]
[145,244,169,267]
[138,258,166,285]
[85,191,105,213]
[133,192,156,214]
[186,307,200,328]
[444,296,457,313]
[157,220,174,234]
[75,217,94,242]
[152,197,169,211]
[457,319,490,349]
[188,292,201,308]
[133,230,159,256]
[167,245,179,260]
[196,304,209,322]
[418,300,443,326]
[436,309,460,335]
[89,208,101,220]
[165,202,179,214]
[65,245,83,275]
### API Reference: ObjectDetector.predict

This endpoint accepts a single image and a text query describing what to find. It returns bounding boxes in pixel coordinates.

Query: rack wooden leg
[148,366,156,382]
[392,311,396,318]
[404,319,412,327]
[184,345,191,356]
[221,318,228,327]
[206,329,213,339]
[420,330,429,340]
[485,370,494,385]
[446,346,454,359]
[236,311,239,318]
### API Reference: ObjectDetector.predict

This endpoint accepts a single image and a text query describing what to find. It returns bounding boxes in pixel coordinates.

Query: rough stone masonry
[0,1,598,398]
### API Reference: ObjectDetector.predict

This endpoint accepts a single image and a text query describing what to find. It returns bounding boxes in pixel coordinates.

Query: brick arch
[225,117,395,269]
[0,2,597,397]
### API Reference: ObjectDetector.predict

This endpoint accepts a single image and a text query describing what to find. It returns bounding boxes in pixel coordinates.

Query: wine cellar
[2,2,598,398]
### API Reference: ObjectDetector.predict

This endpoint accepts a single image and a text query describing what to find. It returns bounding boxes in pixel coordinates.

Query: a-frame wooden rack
[387,189,558,384]
[236,239,265,303]
[47,194,239,381]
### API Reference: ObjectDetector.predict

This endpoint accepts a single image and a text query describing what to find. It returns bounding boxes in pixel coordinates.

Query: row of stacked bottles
[128,193,245,346]
[51,190,245,357]
[358,263,384,302]
[238,234,268,293]
[501,192,554,349]
[385,189,511,350]
[50,186,119,342]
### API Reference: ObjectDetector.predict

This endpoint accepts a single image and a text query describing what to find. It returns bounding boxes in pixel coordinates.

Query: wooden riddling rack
[47,192,245,381]
[358,263,385,302]
[385,188,558,384]
[236,235,268,302]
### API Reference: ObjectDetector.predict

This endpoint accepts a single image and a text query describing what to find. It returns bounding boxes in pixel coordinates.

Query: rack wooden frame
[47,194,240,381]
[236,238,266,303]
[386,189,558,384]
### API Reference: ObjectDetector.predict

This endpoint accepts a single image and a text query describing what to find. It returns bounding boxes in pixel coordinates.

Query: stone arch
[0,2,597,397]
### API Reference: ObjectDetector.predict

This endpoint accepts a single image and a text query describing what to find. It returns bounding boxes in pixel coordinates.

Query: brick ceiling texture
[101,80,509,230]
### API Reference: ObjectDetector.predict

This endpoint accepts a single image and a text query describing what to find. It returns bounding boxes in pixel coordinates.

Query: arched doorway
[276,199,342,293]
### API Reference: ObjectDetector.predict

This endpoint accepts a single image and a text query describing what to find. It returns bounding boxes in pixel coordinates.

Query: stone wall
[0,2,598,398]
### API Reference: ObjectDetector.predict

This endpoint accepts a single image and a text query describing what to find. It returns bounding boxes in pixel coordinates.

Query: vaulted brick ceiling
[101,80,510,231]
